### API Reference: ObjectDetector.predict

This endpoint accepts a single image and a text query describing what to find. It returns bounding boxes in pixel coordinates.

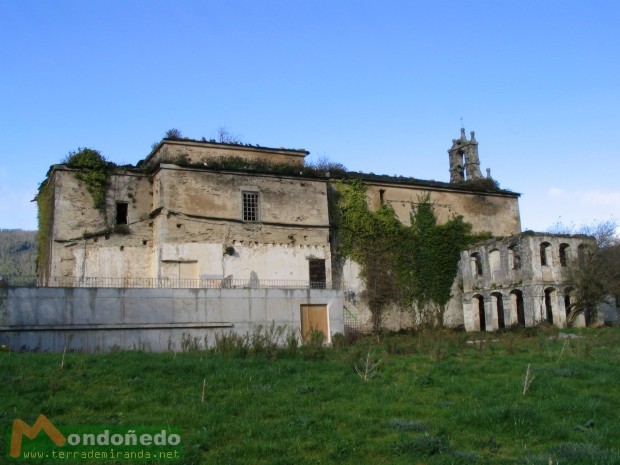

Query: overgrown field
[2,327,620,464]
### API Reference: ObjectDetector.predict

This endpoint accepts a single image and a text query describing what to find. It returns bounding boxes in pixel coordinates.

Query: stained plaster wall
[151,166,331,283]
[47,164,332,285]
[366,183,521,236]
[43,143,523,333]
[46,168,154,284]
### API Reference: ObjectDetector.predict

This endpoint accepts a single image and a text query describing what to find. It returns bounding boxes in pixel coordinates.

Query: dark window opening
[471,252,483,276]
[540,242,550,266]
[243,192,259,222]
[559,243,569,267]
[509,245,521,270]
[116,203,128,225]
[379,189,386,205]
[309,259,326,289]
[577,244,586,267]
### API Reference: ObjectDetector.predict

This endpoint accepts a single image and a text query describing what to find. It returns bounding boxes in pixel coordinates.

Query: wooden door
[300,304,328,341]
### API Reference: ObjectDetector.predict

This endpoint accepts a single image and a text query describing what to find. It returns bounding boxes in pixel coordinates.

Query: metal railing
[1,276,341,290]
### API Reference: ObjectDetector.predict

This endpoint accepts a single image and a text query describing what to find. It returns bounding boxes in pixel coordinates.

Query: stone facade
[38,130,535,332]
[460,232,600,331]
[41,142,331,289]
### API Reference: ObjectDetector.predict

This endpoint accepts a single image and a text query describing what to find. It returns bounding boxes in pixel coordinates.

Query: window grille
[242,192,259,222]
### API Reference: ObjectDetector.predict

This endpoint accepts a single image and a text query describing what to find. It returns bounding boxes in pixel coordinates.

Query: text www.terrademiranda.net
[20,449,180,460]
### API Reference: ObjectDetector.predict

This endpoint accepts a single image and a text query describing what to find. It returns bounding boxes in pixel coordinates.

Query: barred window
[242,192,259,222]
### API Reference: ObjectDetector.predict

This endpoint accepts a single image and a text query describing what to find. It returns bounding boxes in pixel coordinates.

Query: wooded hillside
[0,229,37,278]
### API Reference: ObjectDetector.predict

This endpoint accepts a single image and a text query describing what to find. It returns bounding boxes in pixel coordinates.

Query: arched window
[489,249,501,276]
[540,242,551,266]
[471,252,483,276]
[559,243,570,267]
[577,244,587,267]
[508,244,521,270]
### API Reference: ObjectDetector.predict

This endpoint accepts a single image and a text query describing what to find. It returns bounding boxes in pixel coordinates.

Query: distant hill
[0,229,37,279]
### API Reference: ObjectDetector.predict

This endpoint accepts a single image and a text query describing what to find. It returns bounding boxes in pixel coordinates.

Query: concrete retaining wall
[0,287,344,352]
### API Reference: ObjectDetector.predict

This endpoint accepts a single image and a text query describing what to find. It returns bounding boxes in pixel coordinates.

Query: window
[242,192,259,222]
[577,244,587,267]
[116,202,128,225]
[309,259,326,289]
[540,242,551,266]
[508,244,521,270]
[489,249,501,274]
[471,252,483,276]
[559,243,570,267]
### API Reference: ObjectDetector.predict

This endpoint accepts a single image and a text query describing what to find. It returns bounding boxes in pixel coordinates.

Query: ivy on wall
[36,148,116,280]
[332,179,481,329]
[35,179,54,280]
[63,148,115,212]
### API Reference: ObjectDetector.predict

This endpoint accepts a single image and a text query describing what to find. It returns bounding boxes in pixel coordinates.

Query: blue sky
[1,0,619,233]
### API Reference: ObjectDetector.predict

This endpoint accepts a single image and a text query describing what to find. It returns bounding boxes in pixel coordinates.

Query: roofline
[152,163,329,184]
[348,173,521,197]
[142,138,309,166]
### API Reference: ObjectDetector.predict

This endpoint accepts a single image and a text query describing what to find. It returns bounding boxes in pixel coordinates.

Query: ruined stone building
[460,232,599,331]
[36,128,601,332]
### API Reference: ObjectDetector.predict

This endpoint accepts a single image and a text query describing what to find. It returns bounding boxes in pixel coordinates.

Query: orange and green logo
[10,415,66,458]
[7,414,181,462]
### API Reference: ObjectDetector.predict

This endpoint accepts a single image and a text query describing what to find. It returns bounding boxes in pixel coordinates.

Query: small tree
[165,128,183,139]
[216,126,242,144]
[549,220,620,325]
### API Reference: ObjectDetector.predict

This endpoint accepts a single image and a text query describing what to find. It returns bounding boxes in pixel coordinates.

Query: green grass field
[2,327,619,464]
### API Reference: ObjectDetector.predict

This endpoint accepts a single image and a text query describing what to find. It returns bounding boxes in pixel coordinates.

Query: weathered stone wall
[151,166,331,283]
[47,165,331,286]
[146,140,308,167]
[47,169,155,283]
[366,183,520,236]
[0,287,344,352]
[154,165,329,227]
[461,233,599,331]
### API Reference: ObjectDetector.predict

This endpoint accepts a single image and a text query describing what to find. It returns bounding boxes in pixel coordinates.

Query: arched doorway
[544,288,555,324]
[474,294,485,331]
[564,287,573,318]
[510,289,525,326]
[492,292,505,329]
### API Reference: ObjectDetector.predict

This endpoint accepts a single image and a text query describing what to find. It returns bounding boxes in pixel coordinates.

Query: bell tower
[448,128,483,183]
